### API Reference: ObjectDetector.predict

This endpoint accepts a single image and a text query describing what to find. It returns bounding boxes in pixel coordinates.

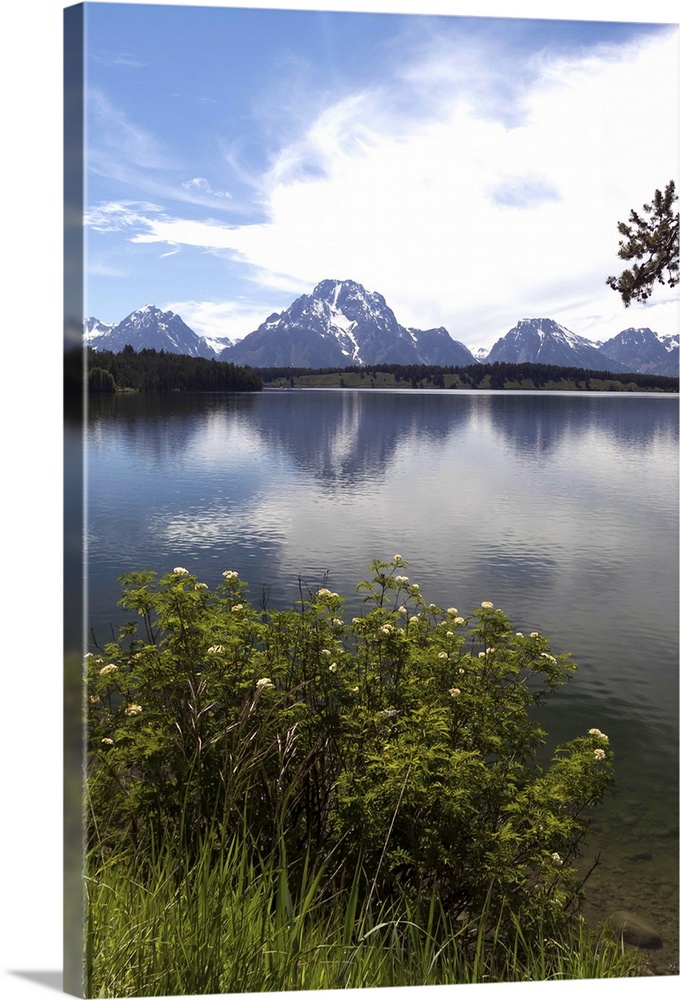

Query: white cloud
[165,297,279,342]
[88,90,177,172]
[182,176,232,199]
[87,26,678,350]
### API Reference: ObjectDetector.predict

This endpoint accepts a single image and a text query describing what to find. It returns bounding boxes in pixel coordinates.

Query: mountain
[219,279,477,368]
[598,327,679,376]
[83,317,115,345]
[86,305,216,359]
[407,326,478,366]
[486,318,626,372]
[202,334,235,356]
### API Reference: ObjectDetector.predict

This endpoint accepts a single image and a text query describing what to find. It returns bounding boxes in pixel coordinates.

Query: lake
[81,388,678,967]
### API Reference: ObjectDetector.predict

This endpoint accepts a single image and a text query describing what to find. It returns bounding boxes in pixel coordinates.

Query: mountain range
[84,279,678,377]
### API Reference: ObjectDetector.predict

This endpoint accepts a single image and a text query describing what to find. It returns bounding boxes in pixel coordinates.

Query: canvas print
[64,1,679,996]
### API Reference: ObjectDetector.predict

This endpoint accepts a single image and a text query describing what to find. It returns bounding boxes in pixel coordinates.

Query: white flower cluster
[124,704,142,716]
[588,728,609,742]
[222,570,238,580]
[593,748,606,761]
[173,567,189,576]
[480,601,494,609]
[256,677,273,691]
[395,575,409,586]
[99,664,117,676]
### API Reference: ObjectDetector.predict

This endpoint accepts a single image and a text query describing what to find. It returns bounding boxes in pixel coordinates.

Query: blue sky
[82,0,679,350]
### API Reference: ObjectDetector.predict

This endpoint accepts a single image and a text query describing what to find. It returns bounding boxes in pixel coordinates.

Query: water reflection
[476,393,676,468]
[82,388,678,962]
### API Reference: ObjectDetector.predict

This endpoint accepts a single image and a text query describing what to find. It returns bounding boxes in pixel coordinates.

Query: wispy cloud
[182,177,232,199]
[88,90,176,172]
[86,24,678,347]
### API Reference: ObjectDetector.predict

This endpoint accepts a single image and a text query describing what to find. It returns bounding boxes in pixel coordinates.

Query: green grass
[85,829,646,997]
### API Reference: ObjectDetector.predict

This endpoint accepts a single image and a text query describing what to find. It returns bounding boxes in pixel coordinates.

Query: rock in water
[608,910,663,949]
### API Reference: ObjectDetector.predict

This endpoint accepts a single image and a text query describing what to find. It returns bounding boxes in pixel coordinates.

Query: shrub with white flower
[86,555,615,957]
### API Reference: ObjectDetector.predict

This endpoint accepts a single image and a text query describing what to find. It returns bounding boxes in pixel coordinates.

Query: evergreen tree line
[65,345,263,394]
[255,361,678,392]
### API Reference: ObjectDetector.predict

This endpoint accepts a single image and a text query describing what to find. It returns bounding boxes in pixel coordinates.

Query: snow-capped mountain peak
[219,278,477,368]
[487,318,626,372]
[84,305,217,359]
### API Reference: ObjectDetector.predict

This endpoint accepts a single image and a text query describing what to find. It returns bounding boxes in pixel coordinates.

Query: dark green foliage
[88,366,116,393]
[607,180,679,306]
[65,345,262,394]
[87,559,615,950]
[256,361,678,392]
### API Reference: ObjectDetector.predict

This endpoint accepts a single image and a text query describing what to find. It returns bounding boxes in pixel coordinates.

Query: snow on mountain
[83,317,115,344]
[202,334,234,356]
[81,294,678,379]
[598,327,678,376]
[85,305,217,359]
[486,318,626,372]
[220,279,475,368]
